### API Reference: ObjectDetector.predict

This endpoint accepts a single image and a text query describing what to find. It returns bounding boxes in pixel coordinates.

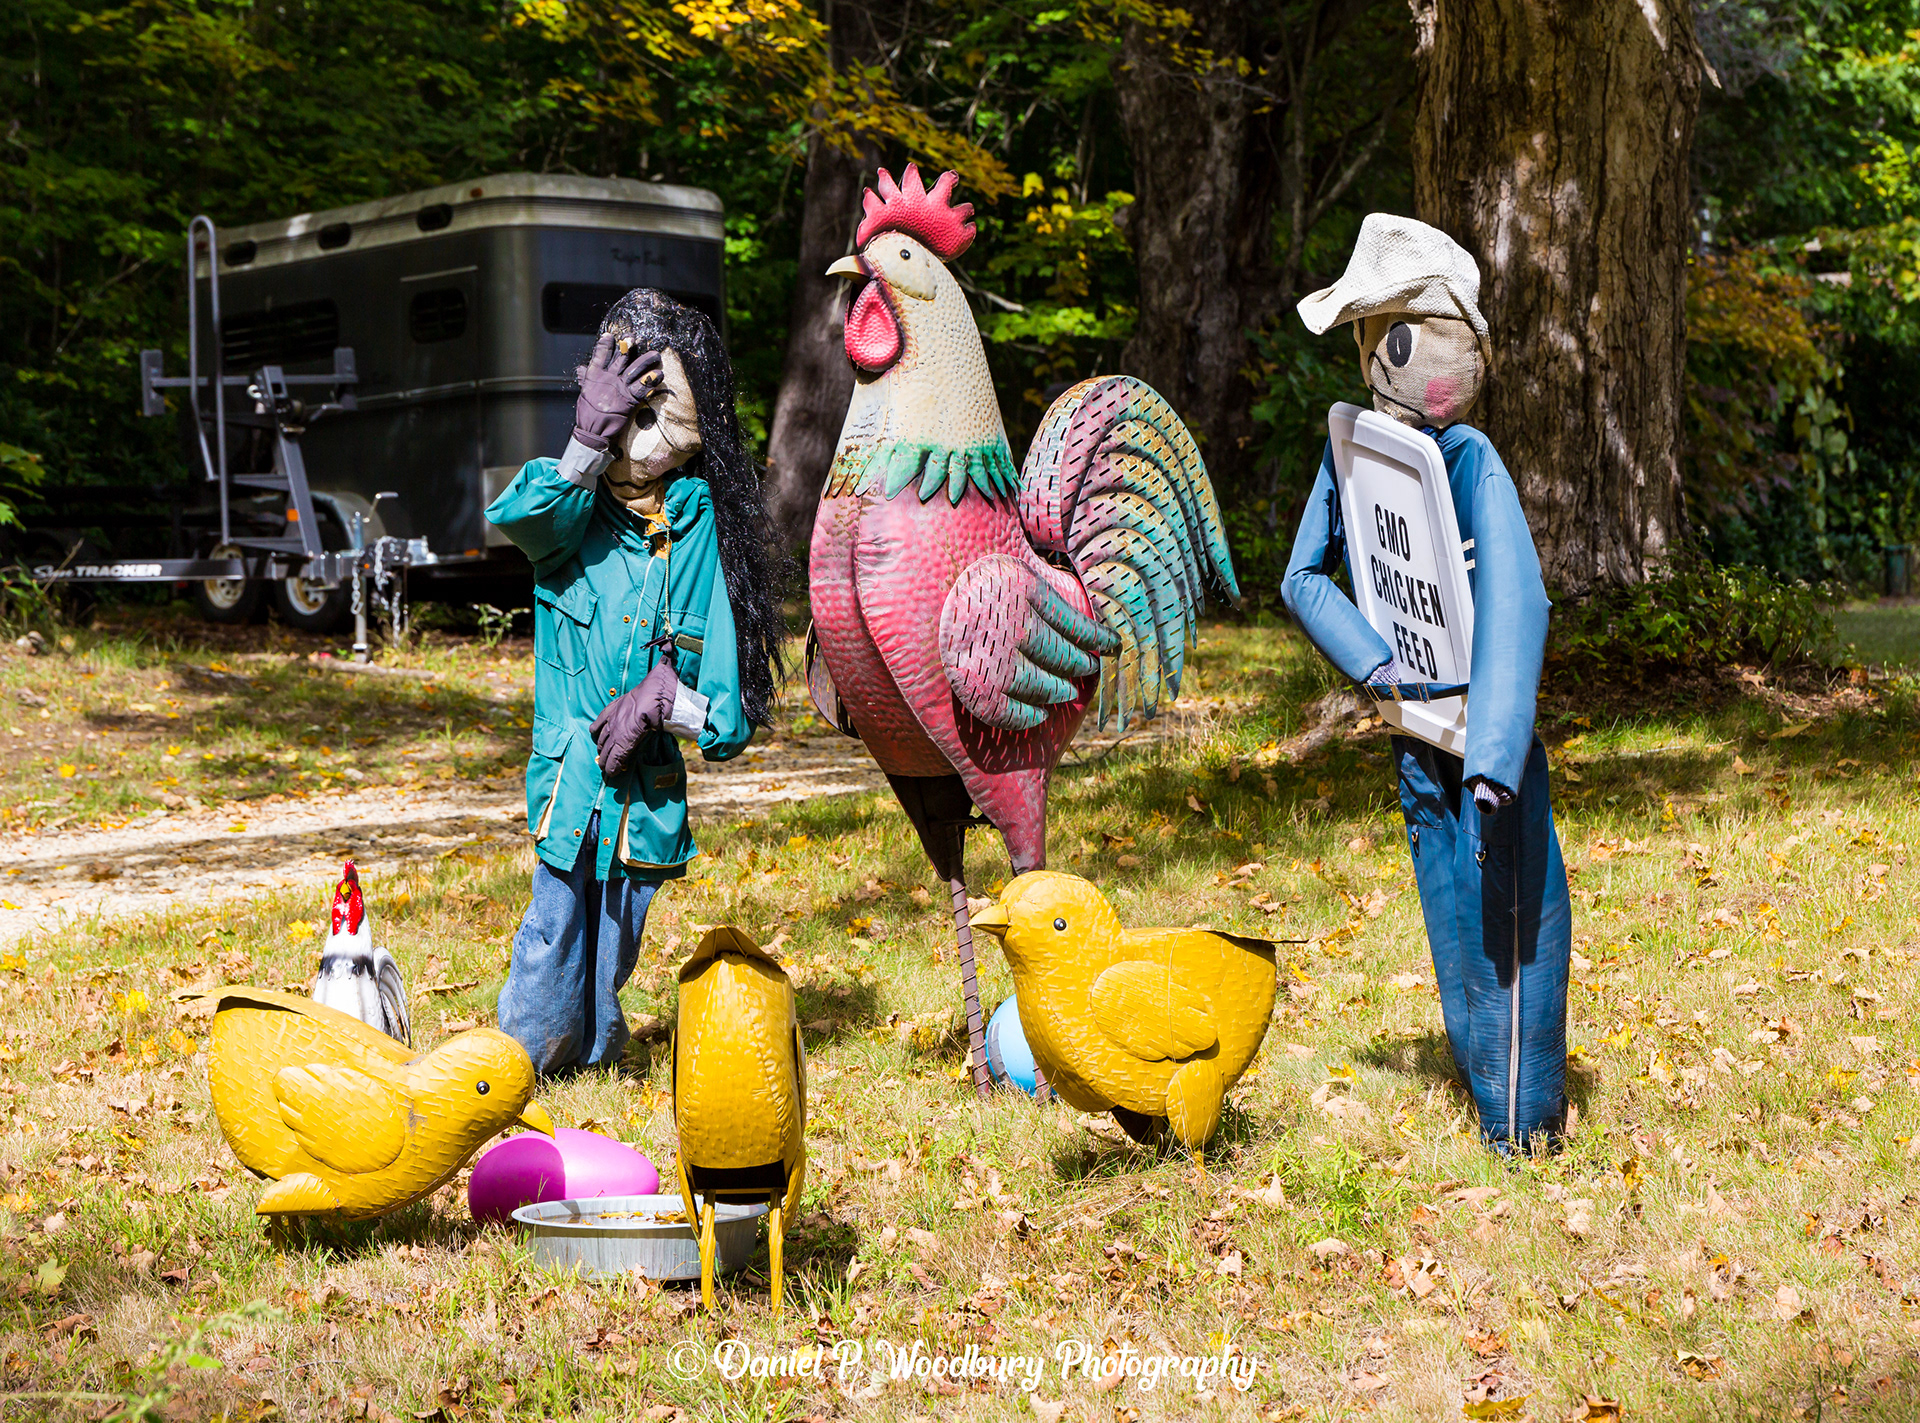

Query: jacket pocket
[534,574,598,675]
[527,715,571,841]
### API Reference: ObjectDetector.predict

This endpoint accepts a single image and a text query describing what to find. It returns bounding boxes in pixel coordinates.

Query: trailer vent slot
[225,240,258,267]
[416,204,453,233]
[222,300,341,371]
[541,282,630,335]
[317,222,353,251]
[409,288,468,344]
[542,283,722,335]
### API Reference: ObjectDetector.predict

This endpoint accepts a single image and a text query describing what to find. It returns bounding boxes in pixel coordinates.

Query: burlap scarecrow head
[1297,214,1490,430]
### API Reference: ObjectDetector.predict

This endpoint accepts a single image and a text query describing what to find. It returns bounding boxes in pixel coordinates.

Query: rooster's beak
[970,902,1010,940]
[516,1102,556,1137]
[826,254,866,280]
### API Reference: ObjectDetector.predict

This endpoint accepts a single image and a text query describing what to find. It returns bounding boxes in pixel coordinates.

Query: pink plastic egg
[468,1128,661,1225]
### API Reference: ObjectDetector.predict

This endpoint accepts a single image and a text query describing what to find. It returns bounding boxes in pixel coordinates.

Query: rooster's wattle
[808,165,1241,1096]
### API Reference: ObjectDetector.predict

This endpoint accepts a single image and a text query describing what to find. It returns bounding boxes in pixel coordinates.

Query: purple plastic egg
[468,1128,661,1225]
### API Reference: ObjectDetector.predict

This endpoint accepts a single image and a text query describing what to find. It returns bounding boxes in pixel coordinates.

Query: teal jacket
[484,458,752,880]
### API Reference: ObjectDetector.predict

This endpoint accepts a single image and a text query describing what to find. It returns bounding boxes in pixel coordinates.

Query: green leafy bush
[1547,560,1838,681]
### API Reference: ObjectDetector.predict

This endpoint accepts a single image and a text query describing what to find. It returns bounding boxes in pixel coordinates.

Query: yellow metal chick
[971,871,1278,1149]
[671,926,806,1312]
[208,987,554,1219]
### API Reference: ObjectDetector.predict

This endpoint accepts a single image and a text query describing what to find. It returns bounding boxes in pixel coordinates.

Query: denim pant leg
[1457,737,1572,1147]
[498,812,661,1075]
[1395,736,1472,1077]
[582,874,656,1070]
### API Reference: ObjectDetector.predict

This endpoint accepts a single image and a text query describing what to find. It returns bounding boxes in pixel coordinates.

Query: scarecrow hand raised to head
[573,335,665,452]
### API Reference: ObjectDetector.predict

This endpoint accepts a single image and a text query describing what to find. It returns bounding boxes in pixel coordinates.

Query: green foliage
[1547,560,1839,681]
[1691,0,1920,588]
[0,443,47,528]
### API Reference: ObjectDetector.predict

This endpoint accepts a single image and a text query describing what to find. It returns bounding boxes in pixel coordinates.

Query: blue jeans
[1396,734,1571,1148]
[498,813,660,1076]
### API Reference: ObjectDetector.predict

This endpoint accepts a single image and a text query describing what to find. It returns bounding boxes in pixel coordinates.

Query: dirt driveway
[0,693,1246,947]
[0,733,892,947]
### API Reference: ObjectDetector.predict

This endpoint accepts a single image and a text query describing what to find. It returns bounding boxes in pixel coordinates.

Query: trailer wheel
[192,544,262,624]
[271,571,352,633]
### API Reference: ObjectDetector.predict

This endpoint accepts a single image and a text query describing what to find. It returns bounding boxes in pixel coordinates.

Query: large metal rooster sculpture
[808,165,1241,1096]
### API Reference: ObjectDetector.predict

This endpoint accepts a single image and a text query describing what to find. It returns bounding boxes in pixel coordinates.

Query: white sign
[1327,402,1474,756]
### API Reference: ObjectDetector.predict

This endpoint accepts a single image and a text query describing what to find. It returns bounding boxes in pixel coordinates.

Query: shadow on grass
[1354,1030,1460,1087]
[264,1197,476,1260]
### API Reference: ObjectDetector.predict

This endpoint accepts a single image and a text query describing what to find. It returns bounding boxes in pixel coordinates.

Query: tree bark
[1114,0,1403,498]
[1411,0,1703,591]
[1114,2,1279,496]
[764,128,874,547]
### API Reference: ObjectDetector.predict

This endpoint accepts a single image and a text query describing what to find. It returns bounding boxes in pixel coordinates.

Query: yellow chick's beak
[825,254,866,279]
[970,901,1010,939]
[516,1102,556,1137]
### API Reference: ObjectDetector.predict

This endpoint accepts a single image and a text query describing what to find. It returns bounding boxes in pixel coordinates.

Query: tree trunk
[764,129,874,547]
[1114,2,1279,496]
[1411,0,1702,591]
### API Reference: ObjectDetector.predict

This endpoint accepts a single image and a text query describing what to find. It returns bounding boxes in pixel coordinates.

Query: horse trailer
[34,172,726,632]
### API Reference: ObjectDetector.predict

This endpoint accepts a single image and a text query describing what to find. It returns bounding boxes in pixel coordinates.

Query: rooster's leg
[948,878,993,1099]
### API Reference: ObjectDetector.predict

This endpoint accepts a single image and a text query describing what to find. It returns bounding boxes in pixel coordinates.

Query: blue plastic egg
[986,995,1039,1097]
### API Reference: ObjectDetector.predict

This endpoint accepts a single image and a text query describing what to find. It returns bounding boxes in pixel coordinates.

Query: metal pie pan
[513,1193,767,1281]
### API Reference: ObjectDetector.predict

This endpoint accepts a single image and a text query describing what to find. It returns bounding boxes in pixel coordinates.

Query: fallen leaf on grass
[1570,1397,1622,1422]
[1351,1370,1390,1392]
[1029,1401,1066,1423]
[1562,1199,1595,1237]
[1308,1237,1349,1261]
[1462,1395,1530,1419]
[1677,1350,1722,1379]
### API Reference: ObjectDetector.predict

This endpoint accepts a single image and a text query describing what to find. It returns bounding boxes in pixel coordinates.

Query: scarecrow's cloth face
[606,346,701,515]
[1354,313,1484,428]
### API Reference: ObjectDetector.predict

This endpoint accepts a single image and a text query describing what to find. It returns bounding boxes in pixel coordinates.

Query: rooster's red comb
[856,164,975,260]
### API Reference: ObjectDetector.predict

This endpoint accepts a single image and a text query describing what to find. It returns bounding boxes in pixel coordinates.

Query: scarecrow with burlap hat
[1281,214,1573,1151]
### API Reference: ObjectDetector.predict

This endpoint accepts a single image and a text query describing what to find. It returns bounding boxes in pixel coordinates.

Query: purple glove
[573,336,664,452]
[590,660,680,774]
[1469,777,1513,812]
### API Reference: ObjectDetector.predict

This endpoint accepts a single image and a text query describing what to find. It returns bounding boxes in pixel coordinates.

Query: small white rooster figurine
[309,861,411,1046]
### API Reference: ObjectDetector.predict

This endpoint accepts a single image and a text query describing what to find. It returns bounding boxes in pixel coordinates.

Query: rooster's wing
[1017,377,1241,730]
[938,555,1117,730]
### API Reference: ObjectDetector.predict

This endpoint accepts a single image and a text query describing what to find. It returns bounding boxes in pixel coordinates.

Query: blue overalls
[1282,423,1572,1147]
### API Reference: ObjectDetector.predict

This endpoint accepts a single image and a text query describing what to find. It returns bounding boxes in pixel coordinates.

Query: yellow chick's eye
[475,1081,491,1096]
[1054,918,1067,931]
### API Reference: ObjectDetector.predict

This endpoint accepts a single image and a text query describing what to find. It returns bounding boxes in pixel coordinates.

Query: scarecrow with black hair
[485,290,784,1077]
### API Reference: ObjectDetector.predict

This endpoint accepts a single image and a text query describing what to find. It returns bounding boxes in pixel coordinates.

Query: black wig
[595,289,787,726]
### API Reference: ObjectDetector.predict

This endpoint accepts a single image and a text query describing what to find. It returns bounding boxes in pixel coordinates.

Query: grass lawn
[1834,601,1920,671]
[0,606,1916,1421]
[0,600,536,832]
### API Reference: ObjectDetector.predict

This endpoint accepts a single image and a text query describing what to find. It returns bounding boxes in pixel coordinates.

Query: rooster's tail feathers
[374,947,412,1049]
[1016,377,1242,730]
